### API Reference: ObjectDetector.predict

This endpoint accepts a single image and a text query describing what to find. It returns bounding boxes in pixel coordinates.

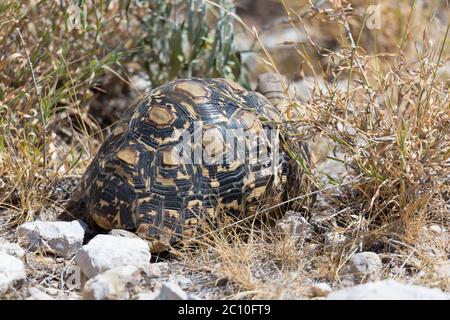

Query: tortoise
[66,76,308,252]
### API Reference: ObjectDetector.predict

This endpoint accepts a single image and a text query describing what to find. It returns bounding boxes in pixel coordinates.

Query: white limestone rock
[75,234,151,278]
[17,220,87,258]
[340,252,382,284]
[155,281,190,300]
[0,252,26,293]
[0,240,25,258]
[276,211,314,240]
[327,280,449,300]
[83,265,143,300]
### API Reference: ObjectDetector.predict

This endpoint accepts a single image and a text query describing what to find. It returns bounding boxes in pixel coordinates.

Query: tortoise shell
[68,78,298,252]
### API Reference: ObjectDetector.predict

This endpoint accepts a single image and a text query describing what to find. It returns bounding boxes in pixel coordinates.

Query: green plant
[132,0,243,87]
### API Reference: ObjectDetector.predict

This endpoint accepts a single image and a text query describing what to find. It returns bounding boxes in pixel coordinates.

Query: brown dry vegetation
[0,0,449,299]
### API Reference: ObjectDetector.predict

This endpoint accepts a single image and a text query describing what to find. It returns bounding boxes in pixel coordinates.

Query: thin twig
[17,28,47,174]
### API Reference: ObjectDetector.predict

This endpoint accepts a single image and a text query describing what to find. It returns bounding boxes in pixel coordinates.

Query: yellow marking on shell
[205,207,216,220]
[222,78,245,92]
[244,203,259,217]
[240,111,263,133]
[184,228,199,238]
[92,212,113,230]
[109,164,133,184]
[176,81,208,96]
[160,226,173,239]
[183,229,193,238]
[99,199,110,208]
[176,81,210,103]
[148,106,175,126]
[246,182,256,190]
[112,124,126,136]
[176,170,190,180]
[185,218,199,226]
[248,186,266,199]
[187,199,202,208]
[144,126,186,146]
[161,147,181,167]
[166,209,180,220]
[226,160,241,171]
[149,240,170,253]
[180,101,198,118]
[136,223,171,253]
[136,223,150,234]
[117,147,138,166]
[203,127,226,159]
[112,213,121,227]
[219,199,240,211]
[155,175,177,186]
[202,167,210,176]
[210,180,220,188]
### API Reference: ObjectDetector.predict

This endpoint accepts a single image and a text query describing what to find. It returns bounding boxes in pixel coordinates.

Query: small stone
[83,265,143,300]
[17,220,87,258]
[75,234,151,278]
[0,240,25,258]
[44,287,59,296]
[169,275,193,290]
[327,280,449,300]
[0,252,26,293]
[340,252,382,284]
[390,267,406,277]
[152,262,169,273]
[45,287,61,296]
[26,287,53,300]
[428,224,447,234]
[304,243,321,254]
[310,283,332,297]
[324,232,348,253]
[276,211,314,240]
[155,281,190,300]
[147,264,162,277]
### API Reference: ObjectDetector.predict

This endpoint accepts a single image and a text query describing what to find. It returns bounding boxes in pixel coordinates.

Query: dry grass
[0,0,449,299]
[180,0,450,297]
[0,1,129,229]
